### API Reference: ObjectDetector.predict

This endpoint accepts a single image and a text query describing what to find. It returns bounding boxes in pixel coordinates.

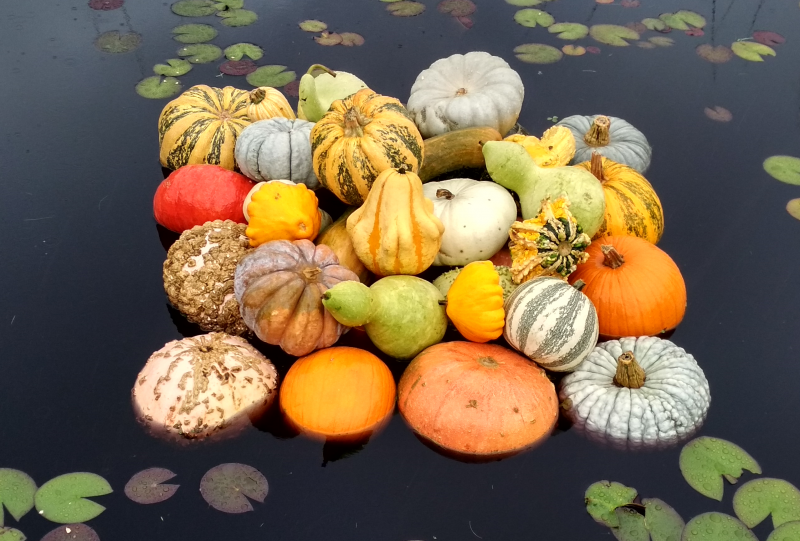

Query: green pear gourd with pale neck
[322,277,447,360]
[483,141,606,237]
[297,65,369,122]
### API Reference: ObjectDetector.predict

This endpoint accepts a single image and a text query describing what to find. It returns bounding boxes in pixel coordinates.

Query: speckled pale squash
[158,85,251,171]
[234,118,318,188]
[557,114,652,173]
[247,87,296,121]
[310,89,424,206]
[559,336,710,450]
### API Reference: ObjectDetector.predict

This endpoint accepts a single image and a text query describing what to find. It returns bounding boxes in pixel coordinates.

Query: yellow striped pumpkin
[247,87,295,121]
[577,154,664,244]
[310,89,424,206]
[158,85,251,171]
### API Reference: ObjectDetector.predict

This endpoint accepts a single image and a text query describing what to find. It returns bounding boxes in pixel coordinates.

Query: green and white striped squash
[504,276,598,372]
[557,114,652,174]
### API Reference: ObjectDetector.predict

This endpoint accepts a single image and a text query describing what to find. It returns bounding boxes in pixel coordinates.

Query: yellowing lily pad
[767,521,800,541]
[660,10,706,30]
[94,31,142,53]
[764,156,800,185]
[299,20,327,32]
[171,23,217,43]
[696,44,733,63]
[514,8,554,28]
[549,22,589,40]
[562,44,586,56]
[217,8,258,26]
[733,478,800,529]
[0,528,25,541]
[135,76,182,99]
[438,0,476,17]
[731,41,776,62]
[339,32,365,46]
[585,481,637,528]
[153,58,192,76]
[682,513,757,541]
[199,464,268,514]
[124,468,179,505]
[787,199,800,221]
[224,43,263,60]
[314,32,342,45]
[214,0,243,8]
[679,437,761,501]
[246,65,296,87]
[649,36,674,47]
[642,17,668,31]
[34,473,112,524]
[386,1,426,16]
[514,43,563,64]
[704,106,732,122]
[0,469,36,527]
[590,24,639,46]
[177,43,222,63]
[643,498,685,541]
[637,41,656,49]
[171,0,218,16]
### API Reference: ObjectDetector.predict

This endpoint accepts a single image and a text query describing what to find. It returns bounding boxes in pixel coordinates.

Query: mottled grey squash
[557,114,652,173]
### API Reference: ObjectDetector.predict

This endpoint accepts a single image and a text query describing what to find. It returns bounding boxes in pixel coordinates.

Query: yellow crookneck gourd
[346,166,444,276]
[445,261,505,343]
[504,125,576,167]
[244,180,322,247]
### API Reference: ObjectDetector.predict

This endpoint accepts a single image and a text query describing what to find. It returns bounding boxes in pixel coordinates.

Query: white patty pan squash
[407,51,524,138]
[557,114,652,173]
[422,178,517,266]
[559,336,710,450]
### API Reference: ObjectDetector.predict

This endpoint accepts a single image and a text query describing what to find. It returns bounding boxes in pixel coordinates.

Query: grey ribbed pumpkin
[503,276,598,372]
[557,114,652,173]
[234,118,318,188]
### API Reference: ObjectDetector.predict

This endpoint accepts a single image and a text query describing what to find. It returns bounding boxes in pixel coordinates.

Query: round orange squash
[279,347,396,441]
[397,342,558,459]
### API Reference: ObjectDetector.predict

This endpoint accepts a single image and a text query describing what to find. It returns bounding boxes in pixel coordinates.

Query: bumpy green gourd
[297,64,369,122]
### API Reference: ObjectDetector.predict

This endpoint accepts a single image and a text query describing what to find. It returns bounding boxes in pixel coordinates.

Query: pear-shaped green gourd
[322,276,447,360]
[297,64,370,122]
[482,140,606,237]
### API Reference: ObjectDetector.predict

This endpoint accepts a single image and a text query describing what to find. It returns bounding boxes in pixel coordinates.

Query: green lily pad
[585,481,638,528]
[696,44,734,63]
[217,8,258,26]
[642,18,668,31]
[637,41,656,49]
[514,43,562,64]
[787,199,800,221]
[177,44,223,63]
[172,23,217,43]
[339,32,365,46]
[171,0,218,16]
[136,76,182,99]
[386,1,426,16]
[514,8,554,27]
[548,22,589,40]
[0,470,36,527]
[34,473,112,524]
[679,437,761,501]
[214,0,243,8]
[224,43,263,60]
[733,479,800,529]
[0,528,25,541]
[153,58,192,76]
[505,0,544,5]
[93,31,142,53]
[767,521,800,541]
[614,508,649,541]
[682,513,756,541]
[649,36,674,47]
[731,41,776,62]
[590,24,639,46]
[644,499,685,541]
[764,156,800,185]
[246,65,296,87]
[299,19,327,32]
[660,10,706,31]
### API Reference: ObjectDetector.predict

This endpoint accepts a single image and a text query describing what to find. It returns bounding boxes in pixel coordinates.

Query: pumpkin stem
[601,245,625,269]
[306,64,337,78]
[455,87,468,96]
[438,299,447,306]
[477,356,500,369]
[343,107,366,138]
[436,189,455,200]
[572,279,586,291]
[302,266,322,282]
[583,116,611,147]
[589,152,606,182]
[613,351,646,389]
[249,87,266,104]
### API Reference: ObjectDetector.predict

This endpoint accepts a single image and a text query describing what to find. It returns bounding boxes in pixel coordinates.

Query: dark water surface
[2,0,800,539]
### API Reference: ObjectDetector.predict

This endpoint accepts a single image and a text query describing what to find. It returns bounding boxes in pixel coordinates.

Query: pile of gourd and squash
[133,51,711,459]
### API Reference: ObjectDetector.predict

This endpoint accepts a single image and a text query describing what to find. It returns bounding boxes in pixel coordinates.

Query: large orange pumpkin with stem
[280,347,396,442]
[397,342,558,460]
[568,235,686,338]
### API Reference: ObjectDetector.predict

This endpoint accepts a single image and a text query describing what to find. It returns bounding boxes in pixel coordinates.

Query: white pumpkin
[559,336,710,450]
[423,178,517,266]
[407,51,525,138]
[556,114,652,173]
[234,118,318,188]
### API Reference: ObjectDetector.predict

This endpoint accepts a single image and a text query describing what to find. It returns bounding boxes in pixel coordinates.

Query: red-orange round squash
[279,347,396,441]
[568,235,686,338]
[397,342,558,459]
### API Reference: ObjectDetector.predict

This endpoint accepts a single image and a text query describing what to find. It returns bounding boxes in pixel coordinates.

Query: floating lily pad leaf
[649,36,674,46]
[386,1,426,16]
[660,11,705,31]
[685,28,704,37]
[732,41,776,62]
[177,44,223,63]
[642,18,668,31]
[457,15,473,28]
[787,199,800,221]
[585,481,638,528]
[381,0,402,2]
[682,513,756,541]
[0,528,24,541]
[314,32,342,45]
[753,31,785,47]
[94,31,142,54]
[514,9,554,28]
[586,46,601,54]
[679,437,761,501]
[153,58,192,76]
[637,41,656,49]
[172,23,217,43]
[136,76,182,99]
[696,44,733,63]
[562,44,586,56]
[199,464,268,514]
[246,65,296,87]
[171,0,218,16]
[89,0,123,10]
[219,59,257,75]
[299,19,327,32]
[217,9,258,26]
[620,0,640,7]
[767,520,800,541]
[438,0,475,16]
[643,499,684,541]
[284,80,300,97]
[214,0,243,8]
[224,43,263,60]
[0,470,36,527]
[590,24,639,46]
[34,473,112,524]
[514,43,562,64]
[596,0,614,4]
[41,524,100,541]
[548,22,589,40]
[627,22,647,34]
[506,0,543,4]
[614,508,649,541]
[733,479,800,529]
[124,469,179,505]
[339,32,365,46]
[764,156,800,185]
[704,106,732,122]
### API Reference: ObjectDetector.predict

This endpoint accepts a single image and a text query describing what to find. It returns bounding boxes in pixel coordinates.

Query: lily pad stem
[307,64,337,77]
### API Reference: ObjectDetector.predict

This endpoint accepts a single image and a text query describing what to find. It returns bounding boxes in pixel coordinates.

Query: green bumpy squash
[297,64,370,122]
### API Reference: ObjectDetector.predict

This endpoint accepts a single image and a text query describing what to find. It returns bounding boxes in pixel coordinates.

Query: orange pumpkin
[568,235,686,338]
[279,347,396,442]
[397,342,558,459]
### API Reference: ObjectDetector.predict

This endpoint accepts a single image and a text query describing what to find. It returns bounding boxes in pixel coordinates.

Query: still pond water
[2,0,800,539]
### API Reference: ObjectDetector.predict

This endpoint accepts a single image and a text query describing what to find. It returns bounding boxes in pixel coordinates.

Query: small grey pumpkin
[557,114,652,173]
[234,118,319,188]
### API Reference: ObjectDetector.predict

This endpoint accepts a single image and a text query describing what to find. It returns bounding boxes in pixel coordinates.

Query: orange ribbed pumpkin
[279,347,396,441]
[397,342,558,459]
[568,235,686,338]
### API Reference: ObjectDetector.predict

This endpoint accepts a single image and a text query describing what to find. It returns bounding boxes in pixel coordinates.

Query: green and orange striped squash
[158,85,251,171]
[346,166,444,276]
[310,89,424,206]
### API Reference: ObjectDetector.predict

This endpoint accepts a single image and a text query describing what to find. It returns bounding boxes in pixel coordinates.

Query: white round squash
[407,51,524,138]
[234,118,318,188]
[504,277,598,372]
[423,178,517,266]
